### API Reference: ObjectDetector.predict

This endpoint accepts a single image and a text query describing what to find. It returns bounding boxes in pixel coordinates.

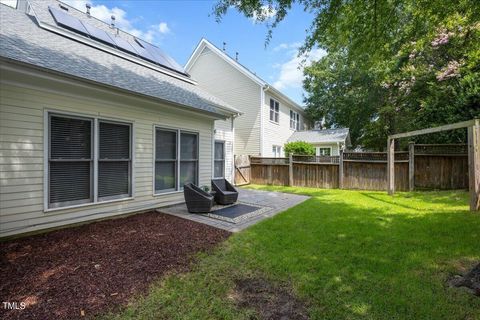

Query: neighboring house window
[269,98,279,123]
[214,140,225,178]
[317,147,332,156]
[155,128,198,193]
[272,145,282,157]
[48,113,132,209]
[290,110,300,130]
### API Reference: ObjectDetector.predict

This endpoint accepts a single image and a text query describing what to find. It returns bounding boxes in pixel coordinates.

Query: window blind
[49,115,92,207]
[98,122,131,199]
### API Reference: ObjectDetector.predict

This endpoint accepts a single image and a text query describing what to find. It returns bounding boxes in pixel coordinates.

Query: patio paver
[157,188,309,232]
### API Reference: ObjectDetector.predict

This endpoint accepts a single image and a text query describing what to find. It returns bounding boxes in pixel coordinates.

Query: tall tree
[214,0,480,149]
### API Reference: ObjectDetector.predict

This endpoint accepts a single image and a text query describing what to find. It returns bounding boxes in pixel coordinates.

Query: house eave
[0,57,237,120]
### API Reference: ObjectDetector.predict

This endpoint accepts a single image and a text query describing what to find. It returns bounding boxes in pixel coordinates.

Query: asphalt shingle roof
[288,128,350,144]
[0,1,239,117]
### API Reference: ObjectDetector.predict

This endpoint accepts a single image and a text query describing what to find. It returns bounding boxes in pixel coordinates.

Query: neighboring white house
[288,128,351,156]
[0,0,239,237]
[185,39,308,166]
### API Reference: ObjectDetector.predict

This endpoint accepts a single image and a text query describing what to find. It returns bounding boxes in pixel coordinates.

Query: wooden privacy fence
[249,144,468,191]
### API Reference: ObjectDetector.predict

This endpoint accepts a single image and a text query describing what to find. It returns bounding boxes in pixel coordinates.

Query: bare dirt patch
[0,211,230,320]
[232,278,309,320]
[449,262,480,296]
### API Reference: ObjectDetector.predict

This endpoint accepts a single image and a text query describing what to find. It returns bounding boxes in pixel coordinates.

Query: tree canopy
[214,0,480,150]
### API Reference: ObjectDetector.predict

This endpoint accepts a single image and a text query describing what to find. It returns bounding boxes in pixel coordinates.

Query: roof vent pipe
[223,42,226,52]
[110,15,115,28]
[235,52,239,61]
[86,3,91,16]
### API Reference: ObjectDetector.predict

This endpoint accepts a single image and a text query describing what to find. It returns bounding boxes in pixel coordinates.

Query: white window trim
[43,110,135,212]
[269,98,280,124]
[272,145,282,158]
[152,125,200,196]
[290,110,299,130]
[317,146,333,156]
[214,140,226,178]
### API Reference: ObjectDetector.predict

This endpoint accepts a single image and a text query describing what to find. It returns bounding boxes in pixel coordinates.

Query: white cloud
[273,48,326,90]
[251,5,277,23]
[273,42,302,52]
[62,0,169,43]
[157,22,170,34]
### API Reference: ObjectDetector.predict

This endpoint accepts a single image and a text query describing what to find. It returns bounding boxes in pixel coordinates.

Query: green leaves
[284,141,316,156]
[215,0,480,150]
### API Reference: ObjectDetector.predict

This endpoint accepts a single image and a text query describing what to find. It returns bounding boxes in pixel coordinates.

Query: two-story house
[185,39,307,181]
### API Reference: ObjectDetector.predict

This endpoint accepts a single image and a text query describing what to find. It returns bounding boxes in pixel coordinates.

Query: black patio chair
[211,178,238,205]
[184,183,214,213]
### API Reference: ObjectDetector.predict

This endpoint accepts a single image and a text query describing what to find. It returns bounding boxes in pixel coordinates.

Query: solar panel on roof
[110,35,138,55]
[49,6,89,36]
[80,22,116,46]
[135,38,186,74]
[48,5,188,77]
[129,41,157,64]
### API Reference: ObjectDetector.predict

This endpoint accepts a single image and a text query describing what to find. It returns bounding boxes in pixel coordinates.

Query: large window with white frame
[269,98,279,123]
[154,127,198,194]
[214,140,225,178]
[290,110,300,130]
[47,113,132,209]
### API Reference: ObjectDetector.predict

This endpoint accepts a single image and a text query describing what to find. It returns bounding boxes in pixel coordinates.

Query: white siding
[262,92,306,157]
[188,47,262,156]
[0,66,216,237]
[214,118,234,182]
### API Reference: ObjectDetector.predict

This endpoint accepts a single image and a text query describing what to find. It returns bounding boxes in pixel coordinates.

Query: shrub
[284,141,315,156]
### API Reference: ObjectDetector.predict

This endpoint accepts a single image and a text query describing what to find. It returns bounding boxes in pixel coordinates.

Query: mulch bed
[0,211,230,320]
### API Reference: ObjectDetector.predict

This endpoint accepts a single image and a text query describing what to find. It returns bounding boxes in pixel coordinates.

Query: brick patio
[157,188,310,232]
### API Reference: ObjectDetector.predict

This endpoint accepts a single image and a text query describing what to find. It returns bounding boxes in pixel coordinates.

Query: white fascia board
[185,38,266,87]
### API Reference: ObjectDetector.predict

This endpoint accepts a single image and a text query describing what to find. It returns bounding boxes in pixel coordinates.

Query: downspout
[231,115,235,183]
[260,85,266,156]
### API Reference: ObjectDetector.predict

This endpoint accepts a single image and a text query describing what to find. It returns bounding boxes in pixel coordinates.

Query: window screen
[49,115,93,207]
[98,122,131,199]
[290,110,299,130]
[180,132,198,186]
[270,99,279,123]
[155,129,177,192]
[214,141,225,178]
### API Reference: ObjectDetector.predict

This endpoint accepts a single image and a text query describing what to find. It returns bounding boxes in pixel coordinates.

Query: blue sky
[62,0,325,105]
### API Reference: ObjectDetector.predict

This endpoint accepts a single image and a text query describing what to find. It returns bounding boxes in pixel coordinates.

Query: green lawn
[108,186,480,320]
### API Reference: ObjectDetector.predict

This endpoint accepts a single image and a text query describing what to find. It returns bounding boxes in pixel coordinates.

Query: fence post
[408,142,415,191]
[387,138,395,195]
[289,153,294,186]
[468,119,480,211]
[339,149,344,189]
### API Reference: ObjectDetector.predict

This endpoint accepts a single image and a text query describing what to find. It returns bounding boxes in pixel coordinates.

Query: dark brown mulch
[232,278,309,320]
[450,262,480,296]
[0,211,230,320]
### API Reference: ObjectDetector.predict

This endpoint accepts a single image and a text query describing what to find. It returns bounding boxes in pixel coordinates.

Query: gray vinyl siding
[262,92,306,157]
[0,67,215,237]
[188,47,262,156]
